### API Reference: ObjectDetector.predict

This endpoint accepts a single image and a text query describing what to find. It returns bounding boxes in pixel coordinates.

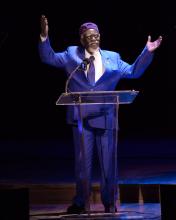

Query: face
[80,29,100,54]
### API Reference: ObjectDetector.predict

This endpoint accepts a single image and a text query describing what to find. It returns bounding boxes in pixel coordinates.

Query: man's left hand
[146,35,162,52]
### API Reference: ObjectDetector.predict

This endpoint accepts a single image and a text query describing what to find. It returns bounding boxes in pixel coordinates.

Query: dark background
[0,0,175,182]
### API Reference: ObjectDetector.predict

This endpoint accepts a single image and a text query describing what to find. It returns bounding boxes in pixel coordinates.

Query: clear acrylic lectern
[56,90,139,217]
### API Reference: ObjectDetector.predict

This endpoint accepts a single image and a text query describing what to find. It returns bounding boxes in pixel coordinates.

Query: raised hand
[146,35,162,52]
[40,15,49,38]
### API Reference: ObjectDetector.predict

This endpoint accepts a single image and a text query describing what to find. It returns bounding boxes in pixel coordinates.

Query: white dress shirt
[84,49,104,83]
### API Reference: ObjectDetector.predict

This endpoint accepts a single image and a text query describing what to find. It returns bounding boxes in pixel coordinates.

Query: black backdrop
[0,1,175,142]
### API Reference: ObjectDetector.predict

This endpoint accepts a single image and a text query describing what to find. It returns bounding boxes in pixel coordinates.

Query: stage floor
[0,137,176,219]
[30,203,161,220]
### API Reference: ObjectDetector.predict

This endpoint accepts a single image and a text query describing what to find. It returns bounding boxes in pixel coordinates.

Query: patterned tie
[87,56,95,85]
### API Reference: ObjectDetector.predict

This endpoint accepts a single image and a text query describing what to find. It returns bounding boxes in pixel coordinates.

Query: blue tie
[87,56,95,85]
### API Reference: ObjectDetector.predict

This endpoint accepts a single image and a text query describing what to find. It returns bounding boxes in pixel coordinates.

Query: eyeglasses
[85,34,100,40]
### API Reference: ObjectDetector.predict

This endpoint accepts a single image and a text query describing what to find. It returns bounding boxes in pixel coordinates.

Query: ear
[80,36,85,46]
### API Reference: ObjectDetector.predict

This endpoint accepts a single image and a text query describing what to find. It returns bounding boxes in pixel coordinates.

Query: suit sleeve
[118,46,154,79]
[38,38,68,68]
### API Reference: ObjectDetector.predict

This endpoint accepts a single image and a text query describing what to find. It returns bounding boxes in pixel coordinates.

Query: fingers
[41,15,48,25]
[147,35,163,46]
[157,35,162,43]
[148,35,162,42]
[40,15,49,37]
[147,35,151,42]
[155,36,162,48]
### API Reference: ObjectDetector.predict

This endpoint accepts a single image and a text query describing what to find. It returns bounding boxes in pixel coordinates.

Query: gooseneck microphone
[65,58,91,93]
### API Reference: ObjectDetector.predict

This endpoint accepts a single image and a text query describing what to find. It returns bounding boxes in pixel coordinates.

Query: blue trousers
[72,125,118,207]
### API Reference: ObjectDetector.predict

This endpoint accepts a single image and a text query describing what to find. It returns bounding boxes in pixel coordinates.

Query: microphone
[65,58,91,93]
[80,58,91,71]
[80,56,95,71]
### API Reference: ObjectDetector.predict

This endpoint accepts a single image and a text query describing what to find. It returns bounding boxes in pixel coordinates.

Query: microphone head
[80,58,89,71]
[83,58,90,64]
[80,56,95,70]
[89,55,95,61]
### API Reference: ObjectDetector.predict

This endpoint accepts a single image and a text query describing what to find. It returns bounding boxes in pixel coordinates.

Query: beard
[87,41,100,53]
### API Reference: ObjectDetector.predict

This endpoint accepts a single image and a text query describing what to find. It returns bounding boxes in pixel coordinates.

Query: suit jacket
[39,38,154,129]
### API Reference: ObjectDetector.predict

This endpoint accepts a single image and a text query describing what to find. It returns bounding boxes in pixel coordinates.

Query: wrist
[40,34,48,42]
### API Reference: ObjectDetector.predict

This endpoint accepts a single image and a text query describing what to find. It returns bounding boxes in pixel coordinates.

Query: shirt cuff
[40,34,47,42]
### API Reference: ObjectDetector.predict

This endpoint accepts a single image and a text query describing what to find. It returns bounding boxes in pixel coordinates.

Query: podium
[56,90,139,218]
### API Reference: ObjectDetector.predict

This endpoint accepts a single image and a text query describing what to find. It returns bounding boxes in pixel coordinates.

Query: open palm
[146,35,162,52]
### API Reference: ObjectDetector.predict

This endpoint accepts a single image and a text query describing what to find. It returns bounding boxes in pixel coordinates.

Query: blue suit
[39,38,153,207]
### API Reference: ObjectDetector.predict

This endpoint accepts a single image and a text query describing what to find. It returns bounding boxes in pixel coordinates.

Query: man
[39,15,162,214]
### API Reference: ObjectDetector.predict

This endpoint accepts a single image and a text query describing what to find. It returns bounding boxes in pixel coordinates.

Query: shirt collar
[85,49,100,58]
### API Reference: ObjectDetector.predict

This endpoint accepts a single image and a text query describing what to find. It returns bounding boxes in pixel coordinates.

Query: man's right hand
[40,15,49,38]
